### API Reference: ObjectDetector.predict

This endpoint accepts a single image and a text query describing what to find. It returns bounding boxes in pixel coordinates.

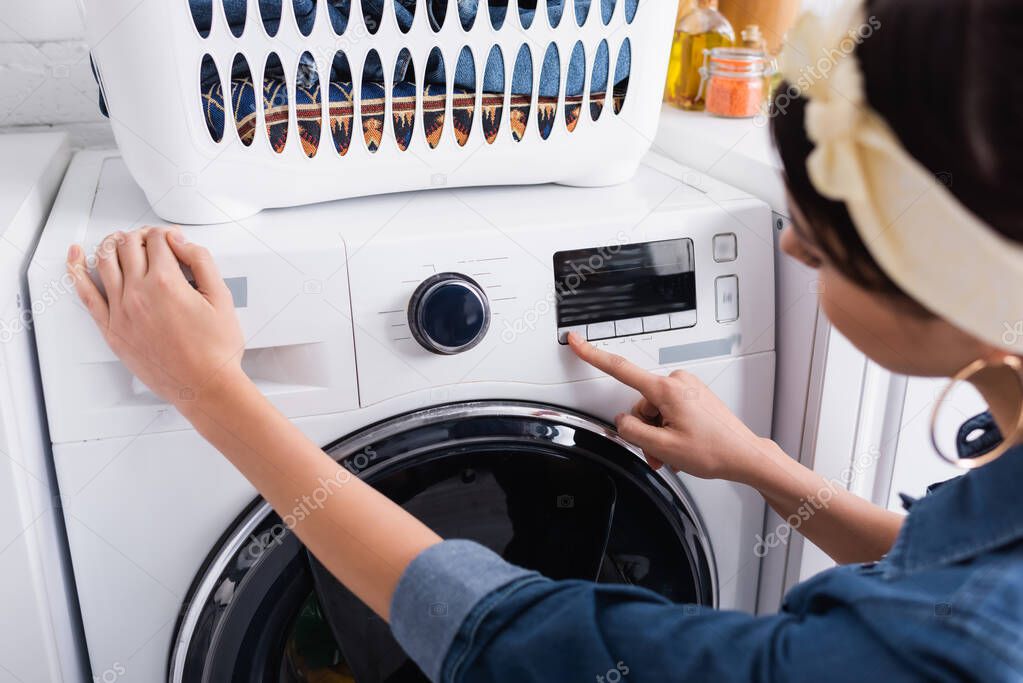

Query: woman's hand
[66,227,247,412]
[567,332,775,484]
[570,332,904,563]
[71,227,443,618]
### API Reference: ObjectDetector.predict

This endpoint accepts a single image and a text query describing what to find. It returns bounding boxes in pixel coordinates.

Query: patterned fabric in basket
[204,77,625,153]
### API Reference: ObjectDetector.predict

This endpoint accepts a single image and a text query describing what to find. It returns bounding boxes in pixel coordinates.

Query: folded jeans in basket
[197,0,634,39]
[193,0,634,96]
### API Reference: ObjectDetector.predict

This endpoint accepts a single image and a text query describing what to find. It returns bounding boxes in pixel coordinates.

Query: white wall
[802,0,846,15]
[0,0,113,148]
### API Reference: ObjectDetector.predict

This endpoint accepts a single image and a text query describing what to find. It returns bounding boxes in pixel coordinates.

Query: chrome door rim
[169,400,718,682]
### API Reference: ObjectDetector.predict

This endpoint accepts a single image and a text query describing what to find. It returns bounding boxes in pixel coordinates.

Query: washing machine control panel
[553,238,698,345]
[407,273,491,355]
[340,160,774,406]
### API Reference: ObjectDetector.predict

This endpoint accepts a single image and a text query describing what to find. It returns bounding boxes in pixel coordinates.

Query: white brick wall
[0,0,113,148]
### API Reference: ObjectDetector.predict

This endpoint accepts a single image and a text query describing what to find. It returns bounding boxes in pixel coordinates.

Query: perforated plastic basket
[84,0,674,224]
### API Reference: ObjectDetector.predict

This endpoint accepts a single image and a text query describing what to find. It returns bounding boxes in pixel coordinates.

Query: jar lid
[706,47,769,76]
[741,25,766,50]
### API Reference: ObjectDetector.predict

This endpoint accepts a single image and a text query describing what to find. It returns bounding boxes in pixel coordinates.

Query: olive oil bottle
[665,0,735,111]
[664,0,695,102]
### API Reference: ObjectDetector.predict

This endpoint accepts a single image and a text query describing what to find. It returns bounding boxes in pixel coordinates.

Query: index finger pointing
[567,332,661,395]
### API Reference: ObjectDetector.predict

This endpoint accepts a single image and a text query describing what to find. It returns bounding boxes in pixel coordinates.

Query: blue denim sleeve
[389,540,543,681]
[390,541,956,683]
[442,581,939,683]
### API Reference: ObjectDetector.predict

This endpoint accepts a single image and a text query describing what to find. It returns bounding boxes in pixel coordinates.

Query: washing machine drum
[171,402,716,683]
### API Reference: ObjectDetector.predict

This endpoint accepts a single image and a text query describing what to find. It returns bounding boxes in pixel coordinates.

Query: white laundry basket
[84,0,675,224]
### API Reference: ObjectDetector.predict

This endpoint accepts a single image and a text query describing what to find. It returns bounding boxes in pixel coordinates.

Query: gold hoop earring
[931,356,1023,469]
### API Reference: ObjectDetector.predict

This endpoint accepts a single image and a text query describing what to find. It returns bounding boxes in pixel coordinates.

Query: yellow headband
[780,1,1023,352]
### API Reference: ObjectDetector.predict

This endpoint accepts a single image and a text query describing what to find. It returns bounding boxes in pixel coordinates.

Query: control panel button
[557,326,587,345]
[586,321,616,341]
[614,317,644,337]
[642,314,670,333]
[713,233,737,262]
[669,310,697,329]
[715,275,739,322]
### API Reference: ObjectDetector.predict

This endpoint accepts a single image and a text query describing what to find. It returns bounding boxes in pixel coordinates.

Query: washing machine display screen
[554,238,696,328]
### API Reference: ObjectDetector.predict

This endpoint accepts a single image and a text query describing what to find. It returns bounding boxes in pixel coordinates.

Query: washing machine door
[170,402,716,683]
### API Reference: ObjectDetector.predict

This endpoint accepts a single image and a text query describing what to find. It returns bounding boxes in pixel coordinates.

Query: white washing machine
[0,132,86,682]
[30,150,777,682]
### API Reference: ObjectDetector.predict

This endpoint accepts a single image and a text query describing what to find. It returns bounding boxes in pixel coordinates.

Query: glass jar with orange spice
[699,48,772,119]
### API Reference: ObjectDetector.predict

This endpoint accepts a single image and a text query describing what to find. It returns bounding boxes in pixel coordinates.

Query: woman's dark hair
[772,0,1022,304]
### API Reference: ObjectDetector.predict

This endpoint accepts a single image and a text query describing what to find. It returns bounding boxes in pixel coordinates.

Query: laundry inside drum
[179,423,711,682]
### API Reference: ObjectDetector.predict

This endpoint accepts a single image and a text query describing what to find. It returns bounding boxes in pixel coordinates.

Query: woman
[66,0,1023,679]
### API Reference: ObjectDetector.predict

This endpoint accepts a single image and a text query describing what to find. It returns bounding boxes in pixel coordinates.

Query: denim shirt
[390,413,1023,682]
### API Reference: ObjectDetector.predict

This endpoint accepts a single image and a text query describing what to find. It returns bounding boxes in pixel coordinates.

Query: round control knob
[407,273,491,355]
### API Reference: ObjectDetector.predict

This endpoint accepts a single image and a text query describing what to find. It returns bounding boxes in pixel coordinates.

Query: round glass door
[171,402,716,682]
